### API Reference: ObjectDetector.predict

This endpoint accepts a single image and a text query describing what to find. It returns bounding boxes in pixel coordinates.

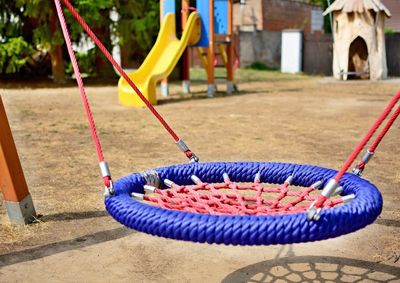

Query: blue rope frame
[105,162,382,245]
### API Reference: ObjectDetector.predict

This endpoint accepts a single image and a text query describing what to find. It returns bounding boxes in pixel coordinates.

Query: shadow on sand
[222,255,400,282]
[0,208,135,268]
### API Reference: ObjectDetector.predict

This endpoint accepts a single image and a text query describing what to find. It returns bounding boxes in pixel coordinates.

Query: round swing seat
[105,162,382,245]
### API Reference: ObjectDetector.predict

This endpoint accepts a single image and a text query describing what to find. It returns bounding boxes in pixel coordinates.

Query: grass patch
[190,67,312,83]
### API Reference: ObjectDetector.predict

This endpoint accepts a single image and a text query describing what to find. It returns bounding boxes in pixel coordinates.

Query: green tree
[113,0,160,67]
[16,0,115,81]
[0,1,34,75]
[0,0,162,80]
[63,0,116,78]
[115,0,159,50]
[0,37,33,74]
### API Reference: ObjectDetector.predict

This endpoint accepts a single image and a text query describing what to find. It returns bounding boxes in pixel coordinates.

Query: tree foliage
[0,0,160,79]
[0,37,33,74]
[114,0,159,51]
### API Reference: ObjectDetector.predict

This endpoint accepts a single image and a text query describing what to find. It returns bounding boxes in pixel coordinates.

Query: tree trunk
[94,11,116,78]
[49,5,66,83]
[49,45,66,83]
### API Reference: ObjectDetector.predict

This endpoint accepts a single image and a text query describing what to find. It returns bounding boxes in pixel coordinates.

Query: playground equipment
[56,0,399,245]
[118,0,237,107]
[0,96,36,225]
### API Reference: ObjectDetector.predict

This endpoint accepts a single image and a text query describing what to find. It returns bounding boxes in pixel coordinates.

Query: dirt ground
[0,71,399,282]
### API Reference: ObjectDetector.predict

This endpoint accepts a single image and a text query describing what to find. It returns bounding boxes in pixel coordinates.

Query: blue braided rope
[105,162,382,245]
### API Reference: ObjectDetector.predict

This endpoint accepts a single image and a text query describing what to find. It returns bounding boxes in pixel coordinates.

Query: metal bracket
[306,200,322,221]
[141,170,161,188]
[104,180,114,197]
[189,152,199,163]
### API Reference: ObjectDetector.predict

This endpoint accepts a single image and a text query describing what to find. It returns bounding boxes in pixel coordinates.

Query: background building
[383,0,400,32]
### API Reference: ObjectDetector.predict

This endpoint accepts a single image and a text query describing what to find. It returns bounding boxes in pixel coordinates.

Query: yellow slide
[118,12,201,107]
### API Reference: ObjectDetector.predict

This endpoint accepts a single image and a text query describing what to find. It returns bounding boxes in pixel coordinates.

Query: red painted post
[0,96,36,224]
[207,0,216,97]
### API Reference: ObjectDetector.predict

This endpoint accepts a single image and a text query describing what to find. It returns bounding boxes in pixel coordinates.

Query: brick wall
[233,0,323,33]
[262,0,320,34]
[233,0,263,31]
[382,0,400,32]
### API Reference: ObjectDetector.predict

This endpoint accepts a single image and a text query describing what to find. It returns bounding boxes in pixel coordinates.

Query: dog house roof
[323,0,391,17]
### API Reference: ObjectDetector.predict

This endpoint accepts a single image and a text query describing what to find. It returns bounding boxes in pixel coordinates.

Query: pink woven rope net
[140,175,349,216]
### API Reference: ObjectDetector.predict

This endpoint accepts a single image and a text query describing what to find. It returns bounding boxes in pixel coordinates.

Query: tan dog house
[324,0,391,80]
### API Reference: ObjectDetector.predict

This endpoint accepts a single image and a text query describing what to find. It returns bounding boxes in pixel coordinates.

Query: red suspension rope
[58,0,198,162]
[54,0,111,188]
[353,104,400,175]
[369,104,400,153]
[334,91,400,182]
[308,90,400,219]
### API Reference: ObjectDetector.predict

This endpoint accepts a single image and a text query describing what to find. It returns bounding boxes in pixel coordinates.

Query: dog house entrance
[348,36,370,79]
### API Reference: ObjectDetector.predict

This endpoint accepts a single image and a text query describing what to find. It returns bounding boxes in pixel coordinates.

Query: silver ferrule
[311,180,323,190]
[191,175,202,185]
[333,186,343,196]
[131,192,144,200]
[176,139,189,152]
[254,172,261,183]
[99,161,111,178]
[223,173,231,183]
[342,194,355,203]
[164,179,175,188]
[285,175,294,185]
[361,150,374,164]
[144,185,157,194]
[321,179,339,198]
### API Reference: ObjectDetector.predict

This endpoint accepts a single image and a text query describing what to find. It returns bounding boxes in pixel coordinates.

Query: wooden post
[226,0,235,94]
[207,0,216,97]
[0,96,36,224]
[181,0,191,94]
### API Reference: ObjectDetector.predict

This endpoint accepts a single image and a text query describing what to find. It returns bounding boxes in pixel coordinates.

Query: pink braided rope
[54,0,111,187]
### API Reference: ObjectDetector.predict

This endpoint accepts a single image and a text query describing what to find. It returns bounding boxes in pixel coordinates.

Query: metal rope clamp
[100,161,114,197]
[353,150,374,177]
[307,178,339,221]
[176,139,199,163]
[189,152,199,163]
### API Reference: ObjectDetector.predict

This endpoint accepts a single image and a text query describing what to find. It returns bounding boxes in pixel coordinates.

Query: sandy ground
[0,71,399,282]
